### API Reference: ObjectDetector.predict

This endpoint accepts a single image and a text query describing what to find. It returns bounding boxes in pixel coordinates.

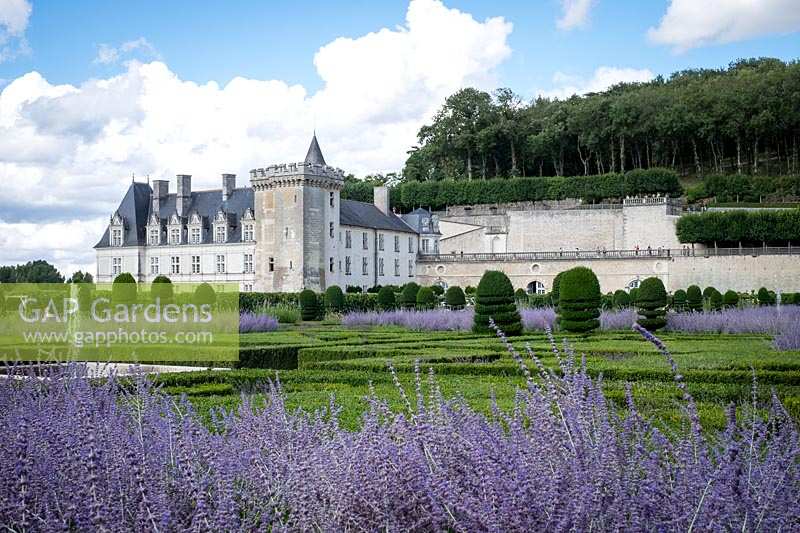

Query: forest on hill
[401,58,800,182]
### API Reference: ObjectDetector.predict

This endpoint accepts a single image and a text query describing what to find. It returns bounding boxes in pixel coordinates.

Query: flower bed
[341,309,473,331]
[239,312,279,333]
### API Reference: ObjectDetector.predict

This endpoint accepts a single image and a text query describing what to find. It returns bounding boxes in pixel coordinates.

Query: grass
[150,324,800,432]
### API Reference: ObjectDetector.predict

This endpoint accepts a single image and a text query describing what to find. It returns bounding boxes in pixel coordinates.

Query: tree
[1,260,65,283]
[151,275,174,303]
[557,267,601,333]
[687,285,703,312]
[193,283,217,307]
[445,286,466,310]
[399,282,420,308]
[473,271,522,336]
[612,289,631,309]
[672,289,687,310]
[636,277,668,331]
[416,287,436,309]
[111,273,137,305]
[324,285,345,313]
[723,290,740,308]
[299,289,320,321]
[377,286,396,310]
[430,285,445,297]
[68,271,94,284]
[709,289,723,310]
[757,287,773,306]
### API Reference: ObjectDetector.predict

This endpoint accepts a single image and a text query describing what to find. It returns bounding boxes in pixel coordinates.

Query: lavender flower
[342,309,473,331]
[239,312,279,333]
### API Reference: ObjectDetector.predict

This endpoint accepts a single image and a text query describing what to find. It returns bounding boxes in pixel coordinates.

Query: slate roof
[304,134,326,166]
[96,183,416,248]
[340,199,416,234]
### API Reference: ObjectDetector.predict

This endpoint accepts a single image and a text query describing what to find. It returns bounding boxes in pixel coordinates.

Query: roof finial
[131,171,135,183]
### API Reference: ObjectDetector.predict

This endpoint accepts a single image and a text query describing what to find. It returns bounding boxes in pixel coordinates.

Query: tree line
[402,58,800,181]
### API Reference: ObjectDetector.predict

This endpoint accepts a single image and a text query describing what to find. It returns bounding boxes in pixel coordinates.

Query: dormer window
[111,228,122,247]
[213,210,228,244]
[109,212,125,247]
[215,225,226,243]
[422,218,430,232]
[170,227,181,245]
[243,224,254,242]
[149,228,160,245]
[190,227,201,244]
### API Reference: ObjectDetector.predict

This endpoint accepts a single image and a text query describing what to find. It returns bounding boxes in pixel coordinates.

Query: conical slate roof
[304,134,326,166]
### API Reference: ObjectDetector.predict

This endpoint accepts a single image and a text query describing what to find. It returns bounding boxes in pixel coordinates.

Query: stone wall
[416,254,800,293]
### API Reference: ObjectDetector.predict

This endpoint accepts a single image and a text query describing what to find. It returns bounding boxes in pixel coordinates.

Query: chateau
[96,136,800,294]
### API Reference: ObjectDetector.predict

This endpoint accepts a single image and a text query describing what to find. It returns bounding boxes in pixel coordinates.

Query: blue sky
[0,0,798,274]
[3,0,798,96]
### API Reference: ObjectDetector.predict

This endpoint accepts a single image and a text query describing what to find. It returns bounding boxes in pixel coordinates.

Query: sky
[0,0,798,276]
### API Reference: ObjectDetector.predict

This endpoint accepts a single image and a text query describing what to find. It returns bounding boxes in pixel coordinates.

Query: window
[526,281,546,295]
[244,254,253,273]
[408,236,413,253]
[191,255,200,274]
[362,232,369,250]
[268,257,274,272]
[284,227,289,240]
[345,256,351,275]
[408,259,413,277]
[216,255,226,273]
[289,260,293,270]
[378,258,384,276]
[394,235,400,252]
[215,225,226,243]
[329,222,334,238]
[422,218,430,232]
[378,234,385,251]
[190,227,201,244]
[394,258,400,276]
[345,230,351,249]
[150,257,159,275]
[112,257,122,275]
[362,257,368,275]
[149,228,159,245]
[434,240,439,254]
[243,224,254,242]
[243,284,253,292]
[329,257,334,273]
[171,256,180,274]
[422,239,430,253]
[170,228,180,245]
[329,191,334,207]
[111,229,122,247]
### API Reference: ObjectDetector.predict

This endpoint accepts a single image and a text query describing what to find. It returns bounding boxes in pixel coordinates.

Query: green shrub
[377,286,396,310]
[529,293,552,308]
[723,290,740,308]
[445,286,466,309]
[709,289,723,310]
[629,287,640,305]
[551,271,565,308]
[672,289,687,310]
[757,287,773,306]
[687,285,703,311]
[299,289,321,321]
[473,271,522,336]
[636,277,667,331]
[111,273,137,305]
[464,286,476,295]
[324,285,345,312]
[514,288,527,301]
[151,275,174,303]
[612,289,631,309]
[557,267,601,333]
[430,285,445,297]
[676,207,800,245]
[703,286,717,300]
[416,287,436,309]
[192,282,216,307]
[264,304,301,324]
[345,285,362,293]
[399,282,420,308]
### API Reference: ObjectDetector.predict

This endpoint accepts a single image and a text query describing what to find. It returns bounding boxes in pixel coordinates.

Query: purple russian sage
[0,326,798,530]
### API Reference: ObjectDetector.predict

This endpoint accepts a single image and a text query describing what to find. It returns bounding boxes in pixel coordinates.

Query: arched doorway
[526,280,546,295]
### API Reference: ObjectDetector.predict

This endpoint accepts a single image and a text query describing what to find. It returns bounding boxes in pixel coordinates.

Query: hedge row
[239,291,379,314]
[676,209,800,245]
[694,174,800,203]
[341,169,682,212]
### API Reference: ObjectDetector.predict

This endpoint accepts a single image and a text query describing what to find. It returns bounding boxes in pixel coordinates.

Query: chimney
[374,186,390,214]
[222,173,236,202]
[151,180,168,216]
[176,174,191,216]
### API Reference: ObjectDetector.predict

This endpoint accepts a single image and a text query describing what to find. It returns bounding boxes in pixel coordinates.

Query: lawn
[156,324,800,431]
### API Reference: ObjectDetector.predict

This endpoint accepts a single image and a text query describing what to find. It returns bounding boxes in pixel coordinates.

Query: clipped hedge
[151,275,174,303]
[387,168,682,211]
[445,286,466,310]
[416,287,436,309]
[636,277,667,331]
[612,290,631,309]
[324,285,345,312]
[299,289,321,321]
[676,209,800,245]
[557,267,601,333]
[686,285,703,312]
[672,289,687,310]
[398,282,420,308]
[723,290,740,308]
[377,286,396,310]
[111,273,137,304]
[473,271,522,336]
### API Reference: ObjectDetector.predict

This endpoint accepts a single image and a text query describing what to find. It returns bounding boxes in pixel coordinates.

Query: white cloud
[0,0,31,62]
[648,0,800,52]
[556,0,595,30]
[538,66,654,99]
[94,37,161,65]
[0,0,512,276]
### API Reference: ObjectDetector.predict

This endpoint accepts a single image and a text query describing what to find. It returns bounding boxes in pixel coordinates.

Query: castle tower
[250,134,344,292]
